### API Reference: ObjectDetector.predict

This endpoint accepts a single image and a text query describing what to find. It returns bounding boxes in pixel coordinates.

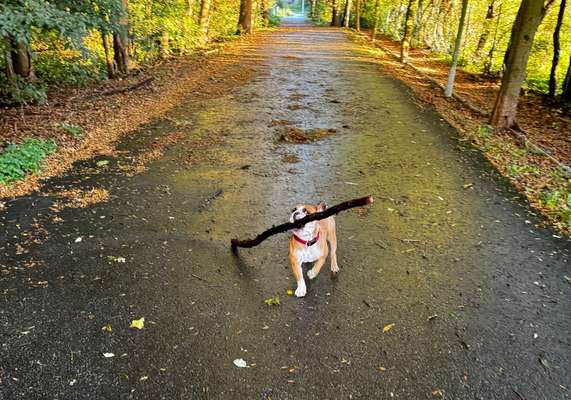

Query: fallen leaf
[286,289,294,296]
[74,237,82,243]
[264,296,280,306]
[432,389,443,397]
[130,317,145,329]
[383,323,395,333]
[139,376,148,381]
[378,367,386,372]
[103,352,115,358]
[233,358,247,368]
[539,356,550,369]
[102,324,113,333]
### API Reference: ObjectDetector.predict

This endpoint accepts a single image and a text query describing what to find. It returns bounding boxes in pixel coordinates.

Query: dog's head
[289,201,326,223]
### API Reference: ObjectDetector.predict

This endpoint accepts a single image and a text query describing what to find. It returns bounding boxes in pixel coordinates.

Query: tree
[5,39,34,80]
[371,0,381,40]
[445,0,469,97]
[112,0,129,76]
[473,0,495,61]
[343,0,353,27]
[331,0,340,26]
[0,0,96,81]
[355,0,362,31]
[199,0,213,43]
[238,0,253,33]
[490,0,553,129]
[563,55,571,101]
[400,0,418,63]
[548,0,566,98]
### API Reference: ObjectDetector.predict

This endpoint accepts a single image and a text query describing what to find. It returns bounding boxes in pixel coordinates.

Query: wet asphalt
[1,17,570,400]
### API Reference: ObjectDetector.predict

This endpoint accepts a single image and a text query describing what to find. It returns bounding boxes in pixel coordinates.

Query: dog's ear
[317,201,327,212]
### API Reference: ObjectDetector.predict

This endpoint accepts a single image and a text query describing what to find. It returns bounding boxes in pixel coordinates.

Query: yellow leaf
[102,324,113,333]
[286,289,294,296]
[383,323,395,333]
[379,367,386,372]
[130,317,145,329]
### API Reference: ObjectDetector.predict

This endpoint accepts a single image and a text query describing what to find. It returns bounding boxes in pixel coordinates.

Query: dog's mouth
[290,208,307,223]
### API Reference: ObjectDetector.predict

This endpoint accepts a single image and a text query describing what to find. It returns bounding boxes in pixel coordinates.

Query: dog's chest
[295,244,323,263]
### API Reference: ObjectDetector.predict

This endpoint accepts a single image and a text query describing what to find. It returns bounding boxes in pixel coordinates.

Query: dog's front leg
[289,254,306,297]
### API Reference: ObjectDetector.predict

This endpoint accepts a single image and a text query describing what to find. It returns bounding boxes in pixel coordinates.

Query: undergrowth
[0,138,57,185]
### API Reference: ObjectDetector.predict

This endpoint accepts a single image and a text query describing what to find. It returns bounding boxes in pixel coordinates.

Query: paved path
[1,17,570,400]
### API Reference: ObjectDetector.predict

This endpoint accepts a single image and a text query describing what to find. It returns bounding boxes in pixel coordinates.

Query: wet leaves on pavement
[382,323,395,333]
[264,296,280,306]
[130,317,145,329]
[233,358,248,368]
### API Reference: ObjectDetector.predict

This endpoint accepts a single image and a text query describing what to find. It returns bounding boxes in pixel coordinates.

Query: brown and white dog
[289,202,339,297]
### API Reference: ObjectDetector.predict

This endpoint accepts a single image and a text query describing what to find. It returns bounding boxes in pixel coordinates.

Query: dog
[289,202,339,297]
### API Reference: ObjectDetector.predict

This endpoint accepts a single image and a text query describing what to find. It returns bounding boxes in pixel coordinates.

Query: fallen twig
[231,195,374,251]
[100,77,154,97]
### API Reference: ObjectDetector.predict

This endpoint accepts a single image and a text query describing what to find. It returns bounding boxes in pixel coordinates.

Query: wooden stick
[231,195,374,252]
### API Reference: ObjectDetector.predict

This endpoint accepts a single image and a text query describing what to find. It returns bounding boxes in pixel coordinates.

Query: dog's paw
[295,281,307,297]
[307,268,318,280]
[330,265,339,279]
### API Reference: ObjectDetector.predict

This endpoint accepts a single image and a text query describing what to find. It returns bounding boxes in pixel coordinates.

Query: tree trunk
[261,0,270,27]
[548,0,566,98]
[372,0,381,39]
[331,0,339,26]
[101,31,116,79]
[160,31,170,59]
[199,0,213,42]
[490,0,545,129]
[343,0,352,27]
[411,0,423,46]
[355,0,361,30]
[7,39,34,80]
[445,0,468,97]
[400,0,418,63]
[112,0,129,76]
[562,55,571,101]
[474,0,495,60]
[238,0,253,34]
[484,0,502,75]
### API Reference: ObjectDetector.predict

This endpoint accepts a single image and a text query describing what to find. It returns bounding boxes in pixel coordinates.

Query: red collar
[293,231,320,246]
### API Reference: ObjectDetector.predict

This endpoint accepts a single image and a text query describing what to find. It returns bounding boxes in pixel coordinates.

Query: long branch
[230,195,374,251]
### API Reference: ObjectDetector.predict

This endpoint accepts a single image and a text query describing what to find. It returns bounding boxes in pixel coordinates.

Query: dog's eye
[302,208,307,213]
[292,208,296,213]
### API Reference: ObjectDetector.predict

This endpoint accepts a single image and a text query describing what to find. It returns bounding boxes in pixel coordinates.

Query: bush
[35,52,106,86]
[0,138,57,185]
[0,75,47,105]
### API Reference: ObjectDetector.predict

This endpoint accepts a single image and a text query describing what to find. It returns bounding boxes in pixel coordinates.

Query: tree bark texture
[238,0,253,34]
[548,0,566,98]
[445,0,469,97]
[112,0,129,76]
[343,0,353,27]
[400,0,418,63]
[490,0,545,129]
[199,0,213,43]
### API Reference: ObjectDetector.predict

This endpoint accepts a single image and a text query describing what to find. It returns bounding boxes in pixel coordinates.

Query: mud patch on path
[278,127,336,143]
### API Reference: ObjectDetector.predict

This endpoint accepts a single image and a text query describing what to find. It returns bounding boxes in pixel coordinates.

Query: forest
[1,1,570,124]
